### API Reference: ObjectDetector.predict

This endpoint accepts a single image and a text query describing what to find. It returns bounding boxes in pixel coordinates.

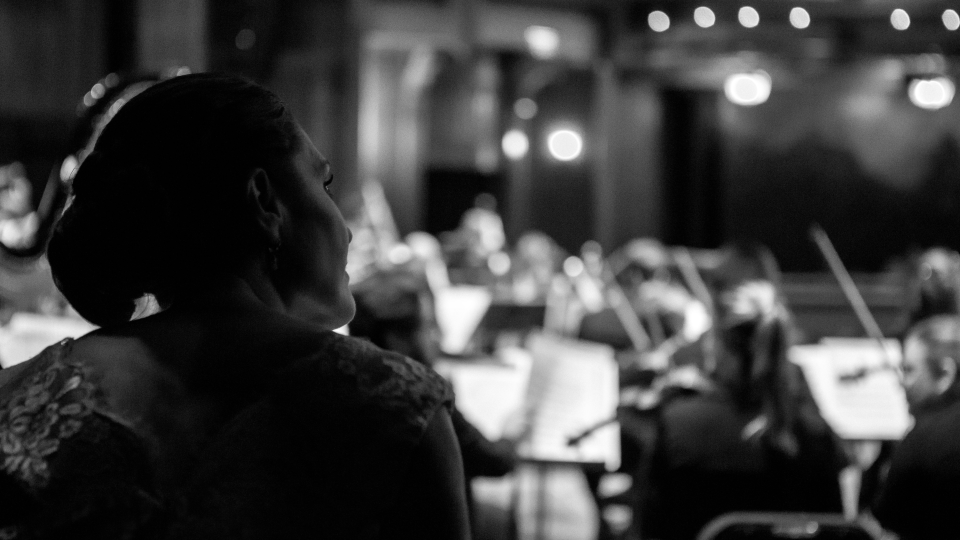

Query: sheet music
[0,312,97,368]
[519,332,620,470]
[434,347,533,441]
[434,285,492,355]
[790,339,910,441]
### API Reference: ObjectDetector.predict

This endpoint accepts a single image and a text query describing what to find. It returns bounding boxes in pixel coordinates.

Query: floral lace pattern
[0,339,95,492]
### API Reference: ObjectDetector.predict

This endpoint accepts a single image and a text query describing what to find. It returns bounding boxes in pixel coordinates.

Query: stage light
[547,129,584,161]
[724,70,772,106]
[502,129,530,160]
[790,8,811,29]
[739,7,759,28]
[524,26,560,59]
[694,7,716,28]
[891,9,910,30]
[944,10,960,31]
[514,98,538,120]
[648,11,670,32]
[908,76,955,110]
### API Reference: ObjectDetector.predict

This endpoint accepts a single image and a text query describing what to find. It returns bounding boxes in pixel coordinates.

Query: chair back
[697,512,877,540]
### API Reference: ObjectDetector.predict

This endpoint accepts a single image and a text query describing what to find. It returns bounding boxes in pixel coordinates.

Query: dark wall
[718,59,960,271]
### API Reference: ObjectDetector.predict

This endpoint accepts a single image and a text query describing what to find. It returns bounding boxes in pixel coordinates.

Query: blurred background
[4,0,960,273]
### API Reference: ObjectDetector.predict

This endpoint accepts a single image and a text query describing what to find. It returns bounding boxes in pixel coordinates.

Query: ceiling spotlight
[724,70,772,106]
[908,76,955,110]
[891,9,910,31]
[524,26,560,59]
[789,8,811,29]
[648,11,670,32]
[738,7,760,28]
[547,129,584,161]
[694,7,715,28]
[944,10,960,31]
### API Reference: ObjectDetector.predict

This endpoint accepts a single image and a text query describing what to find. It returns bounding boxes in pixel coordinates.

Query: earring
[267,240,281,271]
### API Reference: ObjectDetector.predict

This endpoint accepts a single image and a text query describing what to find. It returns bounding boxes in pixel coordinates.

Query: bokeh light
[908,77,955,110]
[648,11,670,32]
[514,98,538,120]
[738,7,760,28]
[502,129,530,160]
[547,129,584,161]
[563,256,585,277]
[789,8,811,29]
[524,26,560,59]
[891,9,910,31]
[235,28,256,50]
[724,71,772,106]
[694,7,716,28]
[944,10,960,31]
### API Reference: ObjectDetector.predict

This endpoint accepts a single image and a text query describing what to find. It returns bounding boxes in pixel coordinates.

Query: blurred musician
[907,247,960,326]
[641,280,846,540]
[873,315,960,539]
[440,193,507,286]
[510,230,564,304]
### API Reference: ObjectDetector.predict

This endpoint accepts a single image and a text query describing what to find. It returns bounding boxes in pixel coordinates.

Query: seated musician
[873,315,960,539]
[907,247,960,325]
[641,280,846,540]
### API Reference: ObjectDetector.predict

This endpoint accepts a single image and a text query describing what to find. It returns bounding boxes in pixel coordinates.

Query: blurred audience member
[874,315,960,539]
[642,280,845,540]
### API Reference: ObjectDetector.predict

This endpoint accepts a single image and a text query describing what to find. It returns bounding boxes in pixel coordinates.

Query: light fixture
[502,129,530,160]
[524,26,560,59]
[944,10,960,31]
[694,7,716,28]
[789,7,811,29]
[724,70,772,106]
[891,9,910,31]
[547,129,584,161]
[908,76,955,110]
[648,11,670,32]
[738,7,760,28]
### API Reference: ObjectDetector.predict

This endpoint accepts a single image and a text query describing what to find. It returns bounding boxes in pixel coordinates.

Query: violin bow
[809,223,897,379]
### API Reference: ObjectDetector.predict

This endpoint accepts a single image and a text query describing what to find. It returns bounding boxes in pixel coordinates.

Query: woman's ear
[246,168,282,244]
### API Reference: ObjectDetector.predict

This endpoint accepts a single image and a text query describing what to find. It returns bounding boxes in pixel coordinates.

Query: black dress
[873,390,960,540]
[641,389,846,540]
[0,332,454,539]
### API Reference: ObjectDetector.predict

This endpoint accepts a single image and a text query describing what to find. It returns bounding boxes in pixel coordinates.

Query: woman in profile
[0,73,469,539]
[641,280,846,540]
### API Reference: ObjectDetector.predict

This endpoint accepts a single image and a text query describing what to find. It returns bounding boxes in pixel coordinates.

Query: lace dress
[0,332,454,539]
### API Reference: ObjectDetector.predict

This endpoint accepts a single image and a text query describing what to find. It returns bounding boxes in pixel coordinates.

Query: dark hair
[715,280,802,457]
[47,73,300,326]
[907,314,960,382]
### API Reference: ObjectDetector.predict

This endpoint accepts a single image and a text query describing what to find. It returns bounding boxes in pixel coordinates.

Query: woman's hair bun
[47,73,298,327]
[49,149,177,326]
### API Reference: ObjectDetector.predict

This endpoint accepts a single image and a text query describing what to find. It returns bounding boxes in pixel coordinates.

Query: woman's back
[0,307,462,539]
[643,389,844,540]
